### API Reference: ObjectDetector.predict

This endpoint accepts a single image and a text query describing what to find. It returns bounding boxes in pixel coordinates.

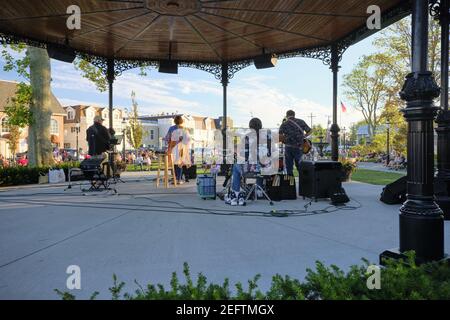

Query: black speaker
[299,161,343,201]
[46,44,76,63]
[380,176,407,204]
[159,60,178,74]
[254,53,277,69]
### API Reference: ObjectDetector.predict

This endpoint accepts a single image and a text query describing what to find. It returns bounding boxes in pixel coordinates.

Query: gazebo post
[330,44,340,162]
[106,58,115,171]
[221,63,229,164]
[381,0,444,263]
[434,0,450,220]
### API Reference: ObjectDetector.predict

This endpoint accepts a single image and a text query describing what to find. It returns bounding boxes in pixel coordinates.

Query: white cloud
[49,61,361,129]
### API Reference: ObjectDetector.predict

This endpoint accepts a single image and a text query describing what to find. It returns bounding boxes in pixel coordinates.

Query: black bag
[380,176,407,204]
[183,165,197,179]
[280,175,297,200]
[266,174,297,201]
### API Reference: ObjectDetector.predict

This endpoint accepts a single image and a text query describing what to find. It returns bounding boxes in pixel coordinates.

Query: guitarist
[279,110,312,176]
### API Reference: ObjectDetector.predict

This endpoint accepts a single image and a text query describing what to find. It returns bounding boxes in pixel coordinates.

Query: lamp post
[75,122,80,161]
[122,118,127,161]
[386,120,390,166]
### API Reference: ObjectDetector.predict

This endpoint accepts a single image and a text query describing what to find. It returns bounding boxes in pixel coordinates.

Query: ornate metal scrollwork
[77,53,157,78]
[0,33,46,49]
[180,60,252,82]
[430,0,442,21]
[430,0,450,24]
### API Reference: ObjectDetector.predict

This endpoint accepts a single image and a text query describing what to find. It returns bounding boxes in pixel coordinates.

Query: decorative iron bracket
[430,0,450,25]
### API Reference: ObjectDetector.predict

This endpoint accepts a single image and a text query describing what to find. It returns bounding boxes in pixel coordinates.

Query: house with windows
[63,105,127,153]
[0,80,66,159]
[138,114,231,151]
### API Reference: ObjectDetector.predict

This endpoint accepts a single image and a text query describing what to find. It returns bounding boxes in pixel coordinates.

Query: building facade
[63,105,127,153]
[0,80,66,159]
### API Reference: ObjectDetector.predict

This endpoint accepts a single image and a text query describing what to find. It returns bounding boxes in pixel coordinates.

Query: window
[67,110,75,120]
[1,118,9,133]
[50,119,59,135]
[114,113,119,120]
[150,130,154,140]
[64,143,71,148]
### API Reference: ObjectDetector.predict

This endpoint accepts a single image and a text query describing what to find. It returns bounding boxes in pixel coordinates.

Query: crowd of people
[350,149,406,170]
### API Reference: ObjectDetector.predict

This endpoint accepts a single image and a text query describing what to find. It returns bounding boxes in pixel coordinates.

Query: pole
[221,63,229,165]
[435,0,450,219]
[330,44,340,162]
[76,123,79,161]
[106,59,115,174]
[380,0,444,264]
[386,122,390,166]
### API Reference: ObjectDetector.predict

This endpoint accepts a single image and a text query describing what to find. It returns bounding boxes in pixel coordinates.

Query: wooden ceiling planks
[0,0,409,63]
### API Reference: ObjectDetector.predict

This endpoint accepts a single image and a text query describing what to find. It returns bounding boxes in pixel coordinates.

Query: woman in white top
[169,117,192,184]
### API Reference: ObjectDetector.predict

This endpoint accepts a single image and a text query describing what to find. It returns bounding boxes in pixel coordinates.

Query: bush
[55,252,450,300]
[0,162,80,187]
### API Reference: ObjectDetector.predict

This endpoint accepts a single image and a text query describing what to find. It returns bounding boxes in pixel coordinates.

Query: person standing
[279,110,311,176]
[167,116,191,184]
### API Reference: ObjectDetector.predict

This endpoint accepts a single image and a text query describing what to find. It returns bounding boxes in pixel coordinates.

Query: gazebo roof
[0,0,410,65]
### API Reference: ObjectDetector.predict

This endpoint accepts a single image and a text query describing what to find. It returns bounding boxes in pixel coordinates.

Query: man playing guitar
[279,110,312,176]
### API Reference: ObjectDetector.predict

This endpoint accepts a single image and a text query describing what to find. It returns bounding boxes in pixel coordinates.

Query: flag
[340,101,347,113]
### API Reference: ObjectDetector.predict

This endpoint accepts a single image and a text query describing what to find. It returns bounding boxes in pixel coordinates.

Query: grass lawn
[351,168,405,185]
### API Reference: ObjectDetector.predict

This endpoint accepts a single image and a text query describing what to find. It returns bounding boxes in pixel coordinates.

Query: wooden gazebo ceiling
[0,0,409,63]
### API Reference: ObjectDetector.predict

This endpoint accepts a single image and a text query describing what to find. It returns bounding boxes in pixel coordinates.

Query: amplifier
[299,161,343,201]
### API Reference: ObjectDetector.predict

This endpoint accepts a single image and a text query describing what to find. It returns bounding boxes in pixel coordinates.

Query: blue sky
[0,31,382,129]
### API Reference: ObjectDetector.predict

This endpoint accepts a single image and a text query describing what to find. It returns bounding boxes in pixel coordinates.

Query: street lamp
[75,122,80,161]
[122,118,127,160]
[386,120,390,166]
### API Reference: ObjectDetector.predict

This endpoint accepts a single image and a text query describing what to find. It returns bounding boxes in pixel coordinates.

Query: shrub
[0,162,80,187]
[55,252,450,300]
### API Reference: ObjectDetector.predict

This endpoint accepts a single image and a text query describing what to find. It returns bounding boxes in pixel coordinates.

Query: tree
[310,124,327,142]
[343,54,393,138]
[126,91,144,151]
[1,44,54,166]
[4,82,33,159]
[27,47,54,166]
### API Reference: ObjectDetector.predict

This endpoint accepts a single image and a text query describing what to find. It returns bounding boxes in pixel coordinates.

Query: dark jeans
[285,146,303,175]
[175,166,183,181]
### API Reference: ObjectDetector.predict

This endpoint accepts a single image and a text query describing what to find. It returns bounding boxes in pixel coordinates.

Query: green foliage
[339,158,357,174]
[1,43,30,79]
[5,82,33,128]
[310,124,327,142]
[126,91,145,150]
[73,58,108,92]
[55,252,450,300]
[0,162,79,187]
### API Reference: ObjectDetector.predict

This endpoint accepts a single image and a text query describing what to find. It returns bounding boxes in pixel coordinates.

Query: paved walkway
[357,162,406,174]
[0,173,448,299]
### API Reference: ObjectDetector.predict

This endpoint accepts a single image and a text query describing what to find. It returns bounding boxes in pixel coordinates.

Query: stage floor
[0,172,449,299]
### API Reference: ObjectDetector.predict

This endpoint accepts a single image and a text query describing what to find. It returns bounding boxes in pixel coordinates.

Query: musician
[86,115,111,176]
[226,117,263,206]
[279,110,311,176]
[86,115,111,156]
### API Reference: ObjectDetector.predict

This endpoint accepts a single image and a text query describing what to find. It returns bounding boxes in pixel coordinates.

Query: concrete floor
[0,173,448,299]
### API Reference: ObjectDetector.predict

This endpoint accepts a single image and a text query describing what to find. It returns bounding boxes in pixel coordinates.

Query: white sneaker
[238,193,246,206]
[230,192,238,206]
